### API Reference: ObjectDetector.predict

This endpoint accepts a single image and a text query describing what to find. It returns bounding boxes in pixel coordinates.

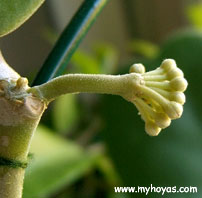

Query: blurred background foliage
[1,0,202,197]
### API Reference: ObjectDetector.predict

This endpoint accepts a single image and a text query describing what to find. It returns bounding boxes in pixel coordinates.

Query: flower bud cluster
[129,59,188,136]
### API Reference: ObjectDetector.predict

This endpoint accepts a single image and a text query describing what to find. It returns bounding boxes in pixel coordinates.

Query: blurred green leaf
[96,155,121,186]
[186,4,202,29]
[71,43,118,74]
[52,94,78,134]
[94,43,118,74]
[0,0,45,37]
[23,125,102,198]
[129,39,159,59]
[100,29,202,197]
[71,50,101,74]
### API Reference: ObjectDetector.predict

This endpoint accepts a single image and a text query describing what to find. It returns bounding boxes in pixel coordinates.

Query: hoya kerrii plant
[0,0,188,198]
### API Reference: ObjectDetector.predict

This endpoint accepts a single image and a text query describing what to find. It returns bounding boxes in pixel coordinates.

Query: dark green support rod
[32,0,109,86]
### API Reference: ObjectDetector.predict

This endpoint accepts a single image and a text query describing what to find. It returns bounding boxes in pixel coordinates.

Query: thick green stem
[0,77,45,198]
[0,168,24,198]
[0,119,42,198]
[29,73,142,102]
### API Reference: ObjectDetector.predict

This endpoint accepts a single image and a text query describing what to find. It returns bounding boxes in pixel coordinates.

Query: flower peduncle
[29,59,188,136]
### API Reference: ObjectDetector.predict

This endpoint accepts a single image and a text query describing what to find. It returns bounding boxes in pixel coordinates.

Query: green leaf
[71,50,101,74]
[129,39,159,59]
[52,94,78,134]
[0,0,45,37]
[96,155,121,186]
[23,125,102,198]
[71,44,118,74]
[93,43,118,74]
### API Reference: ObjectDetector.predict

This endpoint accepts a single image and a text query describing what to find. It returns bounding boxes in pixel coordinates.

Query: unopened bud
[154,112,171,129]
[170,92,185,105]
[145,121,161,136]
[130,63,145,74]
[160,59,176,72]
[164,101,183,119]
[170,77,188,92]
[167,68,183,80]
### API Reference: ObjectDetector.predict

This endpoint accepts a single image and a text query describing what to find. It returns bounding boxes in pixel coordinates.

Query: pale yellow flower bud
[160,59,177,72]
[167,67,183,80]
[154,112,171,129]
[145,121,161,136]
[164,101,183,119]
[170,92,185,105]
[135,97,171,129]
[129,63,145,74]
[170,77,188,92]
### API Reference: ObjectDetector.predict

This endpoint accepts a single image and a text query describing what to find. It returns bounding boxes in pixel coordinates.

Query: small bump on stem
[129,63,145,74]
